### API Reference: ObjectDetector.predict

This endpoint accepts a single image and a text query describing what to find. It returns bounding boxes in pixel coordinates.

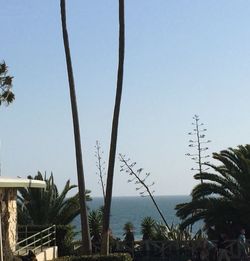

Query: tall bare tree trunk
[60,0,92,254]
[101,0,125,255]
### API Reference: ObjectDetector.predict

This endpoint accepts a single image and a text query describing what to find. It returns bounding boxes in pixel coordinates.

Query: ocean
[72,195,200,240]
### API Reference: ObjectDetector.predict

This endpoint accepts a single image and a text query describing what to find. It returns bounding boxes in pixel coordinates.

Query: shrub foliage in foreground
[54,253,132,261]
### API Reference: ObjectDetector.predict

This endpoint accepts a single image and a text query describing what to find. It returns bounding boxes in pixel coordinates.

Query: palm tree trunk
[60,0,92,254]
[101,0,125,255]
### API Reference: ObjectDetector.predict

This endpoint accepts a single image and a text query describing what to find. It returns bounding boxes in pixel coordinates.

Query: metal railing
[14,225,56,255]
[88,239,250,260]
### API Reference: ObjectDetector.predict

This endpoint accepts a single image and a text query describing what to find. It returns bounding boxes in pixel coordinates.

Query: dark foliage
[56,225,77,257]
[18,172,91,226]
[176,144,250,238]
[0,61,14,105]
[54,253,132,261]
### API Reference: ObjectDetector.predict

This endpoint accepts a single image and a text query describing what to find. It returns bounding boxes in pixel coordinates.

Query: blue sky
[1,1,250,196]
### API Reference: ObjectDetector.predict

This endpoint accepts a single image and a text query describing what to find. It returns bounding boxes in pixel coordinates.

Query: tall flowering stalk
[119,154,170,231]
[186,115,211,184]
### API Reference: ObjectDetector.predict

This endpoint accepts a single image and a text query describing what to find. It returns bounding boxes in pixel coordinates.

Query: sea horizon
[72,195,199,240]
[91,194,190,198]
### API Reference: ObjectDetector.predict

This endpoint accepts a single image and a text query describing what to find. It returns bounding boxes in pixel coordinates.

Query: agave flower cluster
[119,154,155,196]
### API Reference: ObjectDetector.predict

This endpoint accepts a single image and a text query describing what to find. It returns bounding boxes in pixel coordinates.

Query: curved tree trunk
[60,0,91,254]
[101,0,125,255]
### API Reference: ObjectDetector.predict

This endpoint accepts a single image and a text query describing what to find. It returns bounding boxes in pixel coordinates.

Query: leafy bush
[18,172,91,225]
[56,225,77,256]
[54,253,132,261]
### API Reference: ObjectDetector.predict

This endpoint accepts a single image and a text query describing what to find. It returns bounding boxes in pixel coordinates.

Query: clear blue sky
[1,1,250,197]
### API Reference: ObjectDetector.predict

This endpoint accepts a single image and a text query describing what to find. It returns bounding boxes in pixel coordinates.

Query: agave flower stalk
[95,141,106,202]
[186,115,211,183]
[119,154,170,231]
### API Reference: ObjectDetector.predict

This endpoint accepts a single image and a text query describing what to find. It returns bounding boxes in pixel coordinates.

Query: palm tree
[141,217,156,241]
[123,221,134,256]
[17,172,91,225]
[123,222,134,240]
[0,61,14,105]
[60,0,91,254]
[176,145,250,236]
[88,209,103,252]
[101,0,125,255]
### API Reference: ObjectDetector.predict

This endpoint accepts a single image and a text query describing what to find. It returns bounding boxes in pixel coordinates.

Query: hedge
[54,253,132,261]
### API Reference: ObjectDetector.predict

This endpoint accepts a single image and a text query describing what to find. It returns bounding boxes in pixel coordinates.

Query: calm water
[72,195,200,240]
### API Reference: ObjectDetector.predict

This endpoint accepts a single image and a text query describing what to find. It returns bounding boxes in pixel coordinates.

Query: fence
[90,239,250,261]
[14,225,56,255]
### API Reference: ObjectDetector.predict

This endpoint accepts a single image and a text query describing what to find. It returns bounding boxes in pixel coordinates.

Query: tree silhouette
[0,62,14,105]
[18,172,91,225]
[101,0,125,255]
[176,145,250,234]
[60,0,91,254]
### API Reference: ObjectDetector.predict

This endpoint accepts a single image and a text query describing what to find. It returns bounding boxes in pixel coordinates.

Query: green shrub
[54,253,132,261]
[56,225,77,256]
